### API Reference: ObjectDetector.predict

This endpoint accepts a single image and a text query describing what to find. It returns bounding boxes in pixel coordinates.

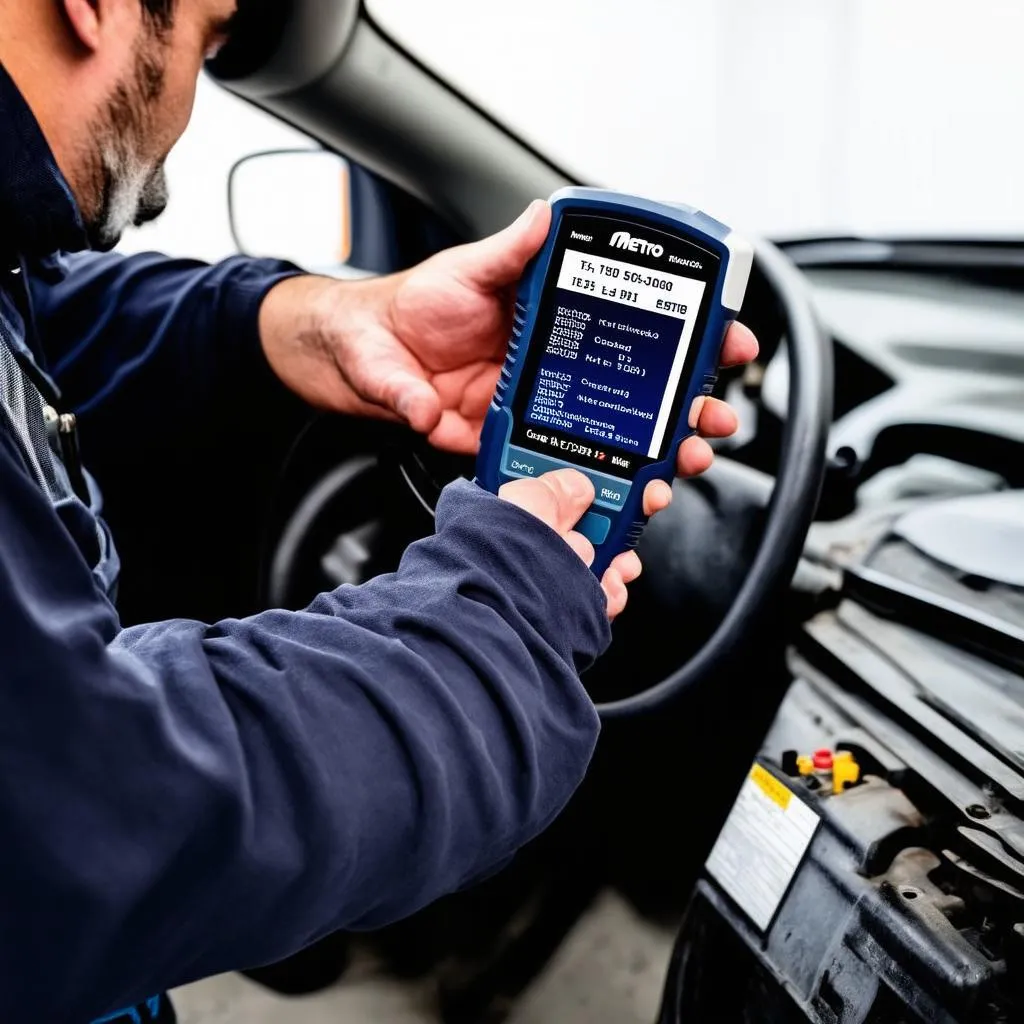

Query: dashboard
[757,242,1024,489]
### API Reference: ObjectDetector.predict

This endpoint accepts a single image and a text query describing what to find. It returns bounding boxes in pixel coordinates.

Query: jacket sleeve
[0,428,609,1023]
[25,251,314,627]
[27,250,306,445]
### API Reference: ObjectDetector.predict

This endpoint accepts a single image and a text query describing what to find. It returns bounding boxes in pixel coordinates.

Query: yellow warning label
[750,763,792,810]
[707,764,819,930]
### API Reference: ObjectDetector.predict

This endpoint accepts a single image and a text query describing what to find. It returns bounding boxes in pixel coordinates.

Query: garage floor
[172,892,674,1024]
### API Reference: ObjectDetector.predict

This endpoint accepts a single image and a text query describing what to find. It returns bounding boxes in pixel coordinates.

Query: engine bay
[672,479,1024,1022]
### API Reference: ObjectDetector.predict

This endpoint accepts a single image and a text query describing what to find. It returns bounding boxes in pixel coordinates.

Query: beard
[83,39,172,252]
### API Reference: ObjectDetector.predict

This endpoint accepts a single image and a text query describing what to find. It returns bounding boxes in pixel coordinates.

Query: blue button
[502,445,632,511]
[576,512,611,545]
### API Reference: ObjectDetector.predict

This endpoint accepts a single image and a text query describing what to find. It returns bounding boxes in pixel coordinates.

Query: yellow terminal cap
[833,751,861,794]
[796,755,815,776]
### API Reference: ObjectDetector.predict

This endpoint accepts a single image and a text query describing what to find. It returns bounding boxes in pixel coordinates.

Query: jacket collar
[0,60,88,263]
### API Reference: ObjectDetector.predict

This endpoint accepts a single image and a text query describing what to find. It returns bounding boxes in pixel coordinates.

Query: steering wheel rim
[596,239,833,718]
[273,241,832,718]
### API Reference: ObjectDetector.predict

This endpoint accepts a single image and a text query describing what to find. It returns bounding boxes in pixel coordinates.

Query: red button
[813,748,834,770]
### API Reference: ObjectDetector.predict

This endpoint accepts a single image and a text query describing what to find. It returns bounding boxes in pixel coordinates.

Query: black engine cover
[664,492,1024,1023]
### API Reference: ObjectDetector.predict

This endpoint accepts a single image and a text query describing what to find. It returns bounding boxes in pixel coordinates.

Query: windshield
[368,0,1024,240]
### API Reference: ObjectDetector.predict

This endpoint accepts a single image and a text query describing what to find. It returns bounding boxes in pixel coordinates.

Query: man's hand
[498,468,643,620]
[259,201,758,456]
[259,203,759,618]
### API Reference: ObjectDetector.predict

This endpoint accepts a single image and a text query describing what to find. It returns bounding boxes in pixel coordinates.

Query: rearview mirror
[229,149,352,271]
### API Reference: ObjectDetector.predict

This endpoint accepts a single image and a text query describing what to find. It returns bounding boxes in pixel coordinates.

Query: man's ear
[62,0,102,52]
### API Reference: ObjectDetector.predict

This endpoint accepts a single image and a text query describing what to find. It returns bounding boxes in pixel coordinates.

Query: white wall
[370,0,1024,239]
[840,1,1024,237]
[121,0,1024,262]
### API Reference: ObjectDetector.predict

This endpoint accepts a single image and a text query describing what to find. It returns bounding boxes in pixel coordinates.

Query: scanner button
[592,482,627,508]
[502,446,631,511]
[576,512,611,546]
[701,373,718,396]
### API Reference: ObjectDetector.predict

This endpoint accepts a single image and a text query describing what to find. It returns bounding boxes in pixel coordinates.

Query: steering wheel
[596,240,832,715]
[267,239,832,719]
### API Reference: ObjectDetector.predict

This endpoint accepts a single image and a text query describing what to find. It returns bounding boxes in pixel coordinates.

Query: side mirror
[228,149,353,272]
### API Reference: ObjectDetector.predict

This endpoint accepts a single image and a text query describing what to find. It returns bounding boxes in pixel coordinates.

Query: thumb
[455,200,552,292]
[499,468,595,537]
[392,375,442,434]
[365,367,441,434]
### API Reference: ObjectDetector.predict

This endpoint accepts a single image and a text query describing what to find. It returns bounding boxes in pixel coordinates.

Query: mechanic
[0,2,757,1022]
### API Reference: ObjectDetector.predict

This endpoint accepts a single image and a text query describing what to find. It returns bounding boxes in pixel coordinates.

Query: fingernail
[397,392,424,426]
[688,395,706,430]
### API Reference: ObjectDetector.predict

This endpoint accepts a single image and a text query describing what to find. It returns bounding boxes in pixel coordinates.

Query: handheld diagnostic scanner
[476,188,753,577]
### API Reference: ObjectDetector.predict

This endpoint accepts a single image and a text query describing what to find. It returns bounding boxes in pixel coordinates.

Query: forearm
[30,251,306,441]
[28,253,312,587]
[0,433,608,1021]
[257,270,406,418]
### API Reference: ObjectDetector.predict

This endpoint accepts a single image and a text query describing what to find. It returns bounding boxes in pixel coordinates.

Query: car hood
[892,490,1024,589]
[803,487,1024,795]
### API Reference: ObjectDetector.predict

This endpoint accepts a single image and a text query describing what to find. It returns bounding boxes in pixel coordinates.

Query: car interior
[102,2,1024,1021]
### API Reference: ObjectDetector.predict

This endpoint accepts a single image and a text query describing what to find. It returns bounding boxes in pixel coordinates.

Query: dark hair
[139,0,175,28]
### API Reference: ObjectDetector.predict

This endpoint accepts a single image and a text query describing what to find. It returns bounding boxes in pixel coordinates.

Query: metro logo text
[609,231,664,258]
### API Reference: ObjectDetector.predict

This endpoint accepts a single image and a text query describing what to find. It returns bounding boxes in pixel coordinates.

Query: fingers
[643,479,673,517]
[499,470,646,619]
[693,396,739,438]
[720,321,759,367]
[427,411,485,455]
[674,322,752,471]
[602,570,628,620]
[601,551,642,621]
[454,200,552,292]
[678,393,740,478]
[677,435,715,478]
[564,531,597,567]
[488,324,756,611]
[498,468,596,539]
[390,375,443,435]
[611,550,643,585]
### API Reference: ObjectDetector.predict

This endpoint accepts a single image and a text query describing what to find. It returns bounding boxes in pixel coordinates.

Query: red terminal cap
[813,748,834,770]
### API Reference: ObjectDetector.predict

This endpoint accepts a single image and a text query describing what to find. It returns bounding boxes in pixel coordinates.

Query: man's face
[84,0,236,250]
